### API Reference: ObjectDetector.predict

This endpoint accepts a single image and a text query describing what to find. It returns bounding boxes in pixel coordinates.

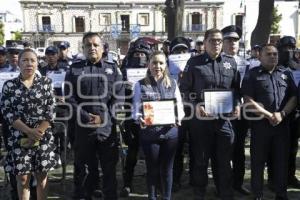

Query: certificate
[47,71,66,88]
[168,53,191,76]
[204,90,234,115]
[292,70,300,86]
[0,72,19,92]
[126,68,147,85]
[142,99,177,126]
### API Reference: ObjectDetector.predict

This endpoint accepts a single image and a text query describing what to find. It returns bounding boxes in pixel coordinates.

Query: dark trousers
[73,129,119,200]
[251,119,289,198]
[140,127,178,200]
[288,116,300,181]
[173,120,188,185]
[122,121,140,188]
[232,117,248,188]
[190,118,234,200]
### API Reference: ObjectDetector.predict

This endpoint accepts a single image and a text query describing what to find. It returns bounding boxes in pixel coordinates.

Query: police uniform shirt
[0,63,10,72]
[241,65,297,112]
[65,59,124,137]
[179,52,240,106]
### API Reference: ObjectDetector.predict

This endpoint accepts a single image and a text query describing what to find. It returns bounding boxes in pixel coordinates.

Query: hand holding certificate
[204,90,234,115]
[47,71,66,88]
[142,100,177,126]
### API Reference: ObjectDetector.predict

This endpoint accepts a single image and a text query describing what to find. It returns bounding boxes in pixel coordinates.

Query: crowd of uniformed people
[0,25,299,200]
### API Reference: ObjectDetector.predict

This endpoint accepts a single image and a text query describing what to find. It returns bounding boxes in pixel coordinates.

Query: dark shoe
[275,196,289,200]
[172,182,181,192]
[254,198,262,200]
[92,189,103,198]
[119,187,131,197]
[233,186,251,195]
[288,177,300,188]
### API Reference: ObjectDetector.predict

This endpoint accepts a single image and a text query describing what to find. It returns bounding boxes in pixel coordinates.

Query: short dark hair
[18,48,38,64]
[204,28,222,40]
[259,43,278,53]
[82,32,102,43]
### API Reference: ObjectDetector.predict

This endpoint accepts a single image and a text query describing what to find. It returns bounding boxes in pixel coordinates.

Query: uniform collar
[258,65,283,73]
[203,52,222,62]
[85,59,104,68]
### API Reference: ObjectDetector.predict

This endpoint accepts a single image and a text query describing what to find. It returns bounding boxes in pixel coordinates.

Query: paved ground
[0,141,300,200]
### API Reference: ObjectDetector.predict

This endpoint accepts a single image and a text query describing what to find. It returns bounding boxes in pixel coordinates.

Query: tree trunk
[166,0,185,41]
[250,0,274,47]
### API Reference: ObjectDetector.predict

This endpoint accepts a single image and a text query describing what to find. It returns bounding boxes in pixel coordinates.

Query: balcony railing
[31,25,56,32]
[186,24,207,32]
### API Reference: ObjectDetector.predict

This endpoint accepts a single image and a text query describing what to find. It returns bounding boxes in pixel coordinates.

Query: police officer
[195,40,205,55]
[57,41,73,68]
[168,36,193,192]
[0,46,9,72]
[241,44,297,200]
[65,32,124,200]
[277,36,300,188]
[7,43,23,72]
[247,45,261,70]
[180,28,240,200]
[221,25,250,195]
[119,38,151,197]
[40,46,69,155]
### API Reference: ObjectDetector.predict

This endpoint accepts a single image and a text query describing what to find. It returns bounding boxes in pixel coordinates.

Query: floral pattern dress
[0,74,60,175]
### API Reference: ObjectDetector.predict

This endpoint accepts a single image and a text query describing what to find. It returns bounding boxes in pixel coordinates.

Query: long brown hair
[144,50,172,88]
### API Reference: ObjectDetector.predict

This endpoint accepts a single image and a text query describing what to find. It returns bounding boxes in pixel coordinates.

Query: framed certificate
[126,68,147,85]
[168,53,191,76]
[203,89,234,115]
[142,99,177,126]
[47,71,66,88]
[0,72,19,92]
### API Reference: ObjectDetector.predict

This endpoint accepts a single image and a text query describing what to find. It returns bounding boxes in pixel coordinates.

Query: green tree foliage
[0,22,4,45]
[271,6,282,34]
[14,31,22,41]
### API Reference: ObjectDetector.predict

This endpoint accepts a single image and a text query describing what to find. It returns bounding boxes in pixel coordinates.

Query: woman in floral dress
[1,48,59,200]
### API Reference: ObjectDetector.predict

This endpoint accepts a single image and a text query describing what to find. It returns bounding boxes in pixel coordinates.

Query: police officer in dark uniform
[221,25,251,195]
[241,44,297,200]
[180,28,240,200]
[0,46,8,72]
[119,38,151,197]
[65,32,124,200]
[168,36,193,192]
[40,46,69,155]
[57,41,73,68]
[276,36,300,188]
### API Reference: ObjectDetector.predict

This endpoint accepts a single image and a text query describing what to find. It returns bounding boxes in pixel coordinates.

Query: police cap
[7,42,24,54]
[221,25,242,39]
[130,39,151,56]
[45,46,58,54]
[57,41,70,49]
[277,36,296,48]
[170,37,190,53]
[0,46,7,54]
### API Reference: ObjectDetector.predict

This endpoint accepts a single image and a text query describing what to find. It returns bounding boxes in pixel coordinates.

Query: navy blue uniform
[241,65,297,199]
[65,59,124,200]
[180,53,240,200]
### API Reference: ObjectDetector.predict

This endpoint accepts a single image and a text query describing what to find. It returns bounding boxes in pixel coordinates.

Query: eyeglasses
[208,38,223,45]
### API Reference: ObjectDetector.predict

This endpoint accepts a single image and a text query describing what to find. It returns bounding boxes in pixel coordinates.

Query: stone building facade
[20,0,225,55]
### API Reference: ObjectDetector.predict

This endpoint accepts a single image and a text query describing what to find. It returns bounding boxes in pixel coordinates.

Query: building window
[99,13,111,25]
[75,16,85,32]
[191,12,203,31]
[121,15,130,32]
[235,14,243,34]
[138,13,149,26]
[42,16,52,31]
